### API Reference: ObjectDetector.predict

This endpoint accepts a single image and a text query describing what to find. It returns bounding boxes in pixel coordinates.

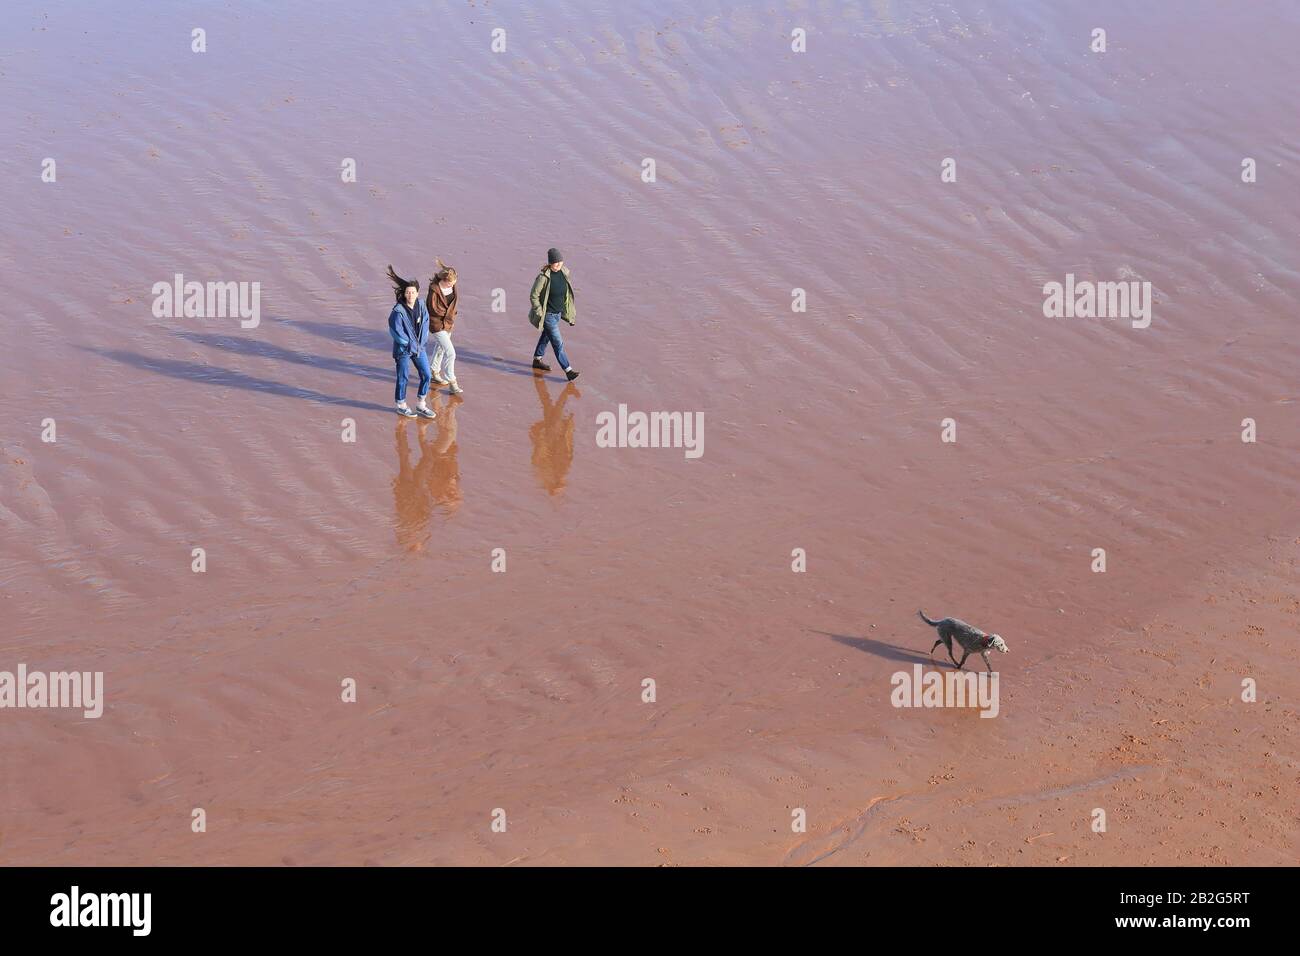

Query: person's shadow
[392,395,463,552]
[530,376,579,496]
[284,319,545,380]
[811,630,935,665]
[172,330,388,383]
[82,346,393,413]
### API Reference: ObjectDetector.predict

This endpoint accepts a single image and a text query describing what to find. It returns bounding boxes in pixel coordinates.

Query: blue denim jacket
[388,300,430,359]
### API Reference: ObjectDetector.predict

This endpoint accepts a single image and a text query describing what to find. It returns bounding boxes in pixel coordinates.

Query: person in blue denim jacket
[386,265,435,419]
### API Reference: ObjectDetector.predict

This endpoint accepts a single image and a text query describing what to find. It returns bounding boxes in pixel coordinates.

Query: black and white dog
[919,611,1009,672]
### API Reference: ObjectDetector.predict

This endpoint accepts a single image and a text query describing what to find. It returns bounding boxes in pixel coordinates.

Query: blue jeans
[394,348,431,402]
[533,312,571,369]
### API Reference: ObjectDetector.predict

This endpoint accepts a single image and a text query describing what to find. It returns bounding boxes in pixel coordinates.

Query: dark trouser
[533,311,571,369]
[395,349,431,402]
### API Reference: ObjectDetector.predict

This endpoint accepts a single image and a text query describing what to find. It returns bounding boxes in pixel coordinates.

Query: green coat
[529,265,577,328]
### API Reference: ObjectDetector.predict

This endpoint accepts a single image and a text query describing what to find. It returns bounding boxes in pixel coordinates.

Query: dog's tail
[917,610,940,627]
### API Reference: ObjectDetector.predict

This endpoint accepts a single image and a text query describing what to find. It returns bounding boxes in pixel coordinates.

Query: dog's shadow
[812,630,936,666]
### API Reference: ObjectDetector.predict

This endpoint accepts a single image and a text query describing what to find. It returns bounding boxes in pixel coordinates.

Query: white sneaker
[448,381,464,395]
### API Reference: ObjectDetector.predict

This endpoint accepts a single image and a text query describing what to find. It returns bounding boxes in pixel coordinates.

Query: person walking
[386,265,435,419]
[426,257,462,395]
[529,248,579,381]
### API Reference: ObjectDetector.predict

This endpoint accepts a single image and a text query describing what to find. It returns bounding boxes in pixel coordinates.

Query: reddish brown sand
[0,1,1296,864]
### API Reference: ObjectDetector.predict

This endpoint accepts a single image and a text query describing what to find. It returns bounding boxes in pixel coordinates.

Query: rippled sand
[0,0,1296,864]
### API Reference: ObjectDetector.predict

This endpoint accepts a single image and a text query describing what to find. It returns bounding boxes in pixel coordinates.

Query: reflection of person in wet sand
[392,396,463,551]
[425,395,462,513]
[530,375,579,496]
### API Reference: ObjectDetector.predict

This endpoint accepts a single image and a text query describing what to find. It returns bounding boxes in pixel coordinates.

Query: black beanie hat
[547,247,564,264]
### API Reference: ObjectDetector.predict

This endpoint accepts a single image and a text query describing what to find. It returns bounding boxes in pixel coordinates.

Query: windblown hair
[386,264,419,302]
[431,257,457,286]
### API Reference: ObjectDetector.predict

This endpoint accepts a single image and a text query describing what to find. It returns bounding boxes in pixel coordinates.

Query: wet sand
[1,0,1297,864]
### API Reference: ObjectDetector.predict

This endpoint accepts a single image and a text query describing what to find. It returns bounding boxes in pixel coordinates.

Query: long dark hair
[386,264,419,303]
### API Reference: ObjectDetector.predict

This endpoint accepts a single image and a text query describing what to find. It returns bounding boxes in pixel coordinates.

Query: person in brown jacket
[425,257,462,395]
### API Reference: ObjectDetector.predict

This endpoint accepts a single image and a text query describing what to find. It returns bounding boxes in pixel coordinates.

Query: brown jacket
[426,283,458,333]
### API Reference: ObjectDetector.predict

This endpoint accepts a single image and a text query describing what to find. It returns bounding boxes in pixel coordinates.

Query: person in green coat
[529,248,579,382]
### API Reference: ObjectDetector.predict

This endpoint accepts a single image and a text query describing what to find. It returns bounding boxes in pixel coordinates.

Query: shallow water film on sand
[0,0,1296,873]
